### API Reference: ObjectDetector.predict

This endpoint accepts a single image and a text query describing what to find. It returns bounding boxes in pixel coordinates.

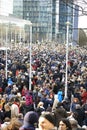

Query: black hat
[40,112,55,126]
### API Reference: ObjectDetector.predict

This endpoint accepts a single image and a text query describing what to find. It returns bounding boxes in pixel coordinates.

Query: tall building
[58,0,73,43]
[13,0,52,42]
[0,0,13,16]
[13,0,75,43]
[73,5,79,45]
[13,0,23,18]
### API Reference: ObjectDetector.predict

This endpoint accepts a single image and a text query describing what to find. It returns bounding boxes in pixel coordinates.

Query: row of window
[23,6,49,11]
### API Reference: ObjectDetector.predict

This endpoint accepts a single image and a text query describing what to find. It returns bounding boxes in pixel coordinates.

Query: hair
[14,97,20,102]
[53,107,68,127]
[59,118,72,130]
[4,117,11,122]
[3,118,22,130]
[4,103,11,111]
[69,119,78,128]
[37,101,44,108]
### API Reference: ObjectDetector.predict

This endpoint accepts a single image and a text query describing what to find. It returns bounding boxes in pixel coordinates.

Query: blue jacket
[57,90,63,102]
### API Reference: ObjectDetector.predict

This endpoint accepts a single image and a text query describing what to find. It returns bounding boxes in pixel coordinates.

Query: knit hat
[40,112,55,126]
[24,111,38,125]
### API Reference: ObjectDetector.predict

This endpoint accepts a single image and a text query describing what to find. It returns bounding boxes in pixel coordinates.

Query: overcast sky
[78,1,87,28]
[78,15,87,28]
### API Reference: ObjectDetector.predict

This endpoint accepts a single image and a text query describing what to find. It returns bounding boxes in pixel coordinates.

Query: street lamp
[5,22,9,79]
[64,21,70,99]
[29,23,32,90]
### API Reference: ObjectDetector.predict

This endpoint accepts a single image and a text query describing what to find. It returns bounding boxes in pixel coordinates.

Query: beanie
[40,112,55,126]
[24,111,38,125]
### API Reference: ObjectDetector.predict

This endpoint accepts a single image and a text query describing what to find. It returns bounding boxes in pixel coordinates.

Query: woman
[58,118,72,130]
[38,112,56,130]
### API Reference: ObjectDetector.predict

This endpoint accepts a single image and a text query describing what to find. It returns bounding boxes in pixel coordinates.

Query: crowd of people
[0,42,87,130]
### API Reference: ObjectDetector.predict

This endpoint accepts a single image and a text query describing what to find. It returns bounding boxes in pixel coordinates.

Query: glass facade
[73,5,79,45]
[52,0,56,40]
[13,0,53,42]
[13,0,23,18]
[23,0,52,42]
[13,0,74,43]
[59,0,73,43]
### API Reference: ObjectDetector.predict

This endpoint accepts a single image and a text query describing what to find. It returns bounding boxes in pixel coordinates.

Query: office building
[73,4,79,45]
[13,0,76,43]
[13,0,23,18]
[58,0,74,43]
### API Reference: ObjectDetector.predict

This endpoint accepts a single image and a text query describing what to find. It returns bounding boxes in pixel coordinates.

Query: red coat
[81,91,87,104]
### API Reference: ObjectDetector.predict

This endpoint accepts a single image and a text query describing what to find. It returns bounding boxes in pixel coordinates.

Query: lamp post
[16,23,24,46]
[0,22,2,46]
[64,21,70,99]
[29,23,32,90]
[15,28,17,48]
[5,23,8,79]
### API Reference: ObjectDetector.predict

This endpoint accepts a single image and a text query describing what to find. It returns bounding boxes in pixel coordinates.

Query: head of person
[14,97,20,105]
[3,118,22,130]
[38,112,56,130]
[73,98,79,103]
[37,101,44,108]
[59,118,72,130]
[4,103,11,111]
[52,107,68,127]
[23,111,38,128]
[69,119,78,130]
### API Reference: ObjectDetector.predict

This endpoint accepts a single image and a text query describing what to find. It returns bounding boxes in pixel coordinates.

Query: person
[72,104,84,127]
[58,118,72,130]
[69,118,83,130]
[1,117,10,130]
[53,102,68,127]
[19,111,38,130]
[3,103,11,120]
[82,99,87,126]
[2,117,22,130]
[21,86,28,96]
[17,113,24,124]
[10,97,20,118]
[70,97,80,113]
[57,89,63,103]
[38,112,56,130]
[81,88,87,104]
[35,101,45,117]
[24,91,34,114]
